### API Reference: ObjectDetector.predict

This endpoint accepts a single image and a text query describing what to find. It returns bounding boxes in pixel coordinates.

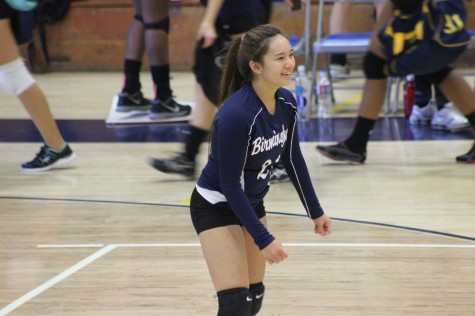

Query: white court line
[286,243,475,248]
[4,242,474,314]
[0,245,116,316]
[37,244,104,248]
[37,242,475,249]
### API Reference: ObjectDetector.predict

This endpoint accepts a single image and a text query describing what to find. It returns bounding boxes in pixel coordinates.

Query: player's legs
[329,1,353,34]
[116,0,151,112]
[189,82,217,131]
[140,0,169,68]
[243,217,267,315]
[328,2,353,75]
[199,226,253,315]
[373,0,392,31]
[200,226,250,291]
[436,71,475,163]
[316,39,387,163]
[0,21,18,63]
[437,71,475,116]
[0,19,65,151]
[127,0,145,61]
[140,0,191,119]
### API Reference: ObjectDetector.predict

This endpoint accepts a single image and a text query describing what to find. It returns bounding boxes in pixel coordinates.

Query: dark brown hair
[218,24,287,105]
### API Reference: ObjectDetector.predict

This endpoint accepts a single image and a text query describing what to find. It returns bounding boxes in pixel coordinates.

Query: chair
[310,0,401,114]
[287,0,313,69]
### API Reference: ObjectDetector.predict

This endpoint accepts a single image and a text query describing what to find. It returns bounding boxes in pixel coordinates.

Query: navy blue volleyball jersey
[197,83,324,250]
[199,0,265,20]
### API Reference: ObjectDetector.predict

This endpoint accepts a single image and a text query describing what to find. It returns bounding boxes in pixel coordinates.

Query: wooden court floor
[1,72,475,315]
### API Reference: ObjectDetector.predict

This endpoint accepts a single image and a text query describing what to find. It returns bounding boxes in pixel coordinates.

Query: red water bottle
[403,74,415,118]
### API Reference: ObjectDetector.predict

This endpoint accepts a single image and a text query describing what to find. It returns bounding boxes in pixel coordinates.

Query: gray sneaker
[149,153,195,178]
[149,98,191,120]
[116,91,151,112]
[409,101,435,125]
[431,103,469,132]
[269,162,289,183]
[329,64,350,81]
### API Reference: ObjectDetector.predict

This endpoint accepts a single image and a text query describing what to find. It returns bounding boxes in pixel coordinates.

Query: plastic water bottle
[295,65,310,121]
[316,70,332,118]
[403,74,415,118]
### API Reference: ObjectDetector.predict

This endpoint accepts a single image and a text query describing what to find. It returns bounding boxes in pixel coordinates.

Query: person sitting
[317,0,475,164]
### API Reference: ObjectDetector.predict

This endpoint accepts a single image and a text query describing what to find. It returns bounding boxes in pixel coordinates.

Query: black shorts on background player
[378,0,470,76]
[192,10,267,105]
[0,0,35,45]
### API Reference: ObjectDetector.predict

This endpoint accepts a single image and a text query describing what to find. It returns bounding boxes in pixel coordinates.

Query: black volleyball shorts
[190,187,266,235]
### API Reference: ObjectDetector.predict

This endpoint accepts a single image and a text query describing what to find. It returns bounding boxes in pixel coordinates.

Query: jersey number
[443,14,464,34]
[257,156,280,180]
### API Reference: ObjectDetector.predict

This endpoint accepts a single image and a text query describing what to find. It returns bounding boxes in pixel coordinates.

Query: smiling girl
[189,24,332,315]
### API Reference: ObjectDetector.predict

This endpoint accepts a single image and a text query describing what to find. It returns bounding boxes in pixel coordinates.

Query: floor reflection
[2,118,474,143]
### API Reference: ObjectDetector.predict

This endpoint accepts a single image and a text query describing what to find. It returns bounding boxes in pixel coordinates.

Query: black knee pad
[423,66,453,86]
[134,14,143,22]
[363,51,387,79]
[217,287,252,316]
[391,0,423,15]
[143,16,170,33]
[249,282,265,315]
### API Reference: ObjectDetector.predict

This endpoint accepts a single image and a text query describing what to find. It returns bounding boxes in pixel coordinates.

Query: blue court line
[1,118,474,142]
[0,195,188,209]
[2,196,475,243]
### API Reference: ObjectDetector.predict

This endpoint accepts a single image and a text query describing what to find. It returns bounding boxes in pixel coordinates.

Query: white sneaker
[431,102,470,132]
[329,64,350,79]
[409,101,435,125]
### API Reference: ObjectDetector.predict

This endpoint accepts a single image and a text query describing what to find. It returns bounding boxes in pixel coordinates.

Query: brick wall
[42,0,475,71]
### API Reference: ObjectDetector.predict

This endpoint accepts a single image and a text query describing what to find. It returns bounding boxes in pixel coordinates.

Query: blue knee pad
[143,16,170,33]
[217,287,252,316]
[249,282,265,315]
[363,51,387,79]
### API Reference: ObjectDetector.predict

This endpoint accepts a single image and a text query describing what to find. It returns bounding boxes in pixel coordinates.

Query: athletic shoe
[21,144,76,172]
[456,142,475,163]
[149,153,195,178]
[431,103,470,132]
[409,102,435,125]
[316,142,366,164]
[116,91,151,112]
[149,97,192,120]
[329,64,350,79]
[269,162,289,183]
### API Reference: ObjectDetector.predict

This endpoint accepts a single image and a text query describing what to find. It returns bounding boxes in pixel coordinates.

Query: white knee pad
[0,58,35,96]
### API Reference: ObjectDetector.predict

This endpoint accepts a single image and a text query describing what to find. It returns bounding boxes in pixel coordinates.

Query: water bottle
[295,65,310,121]
[403,74,415,118]
[316,70,332,118]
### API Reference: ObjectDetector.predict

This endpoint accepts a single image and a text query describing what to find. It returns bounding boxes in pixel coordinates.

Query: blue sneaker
[21,144,76,172]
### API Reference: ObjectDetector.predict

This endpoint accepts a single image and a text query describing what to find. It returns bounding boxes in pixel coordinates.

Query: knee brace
[5,0,38,11]
[423,66,453,86]
[144,16,170,33]
[0,58,35,96]
[363,51,387,79]
[134,14,143,22]
[249,282,265,315]
[217,287,252,316]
